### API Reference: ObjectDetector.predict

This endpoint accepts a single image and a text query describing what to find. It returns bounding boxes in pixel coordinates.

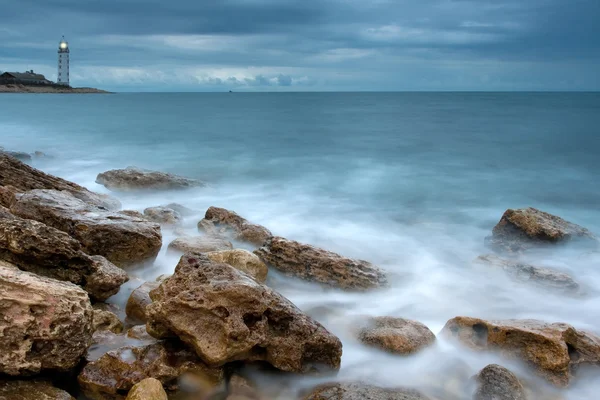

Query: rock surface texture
[0,380,75,400]
[146,254,343,373]
[125,378,167,400]
[93,309,124,334]
[143,206,182,225]
[473,364,527,400]
[487,208,597,253]
[205,249,268,282]
[10,189,162,267]
[358,317,436,355]
[0,266,93,375]
[167,236,233,254]
[198,207,272,246]
[255,236,387,290]
[442,317,600,387]
[303,382,431,400]
[96,167,203,192]
[126,281,161,323]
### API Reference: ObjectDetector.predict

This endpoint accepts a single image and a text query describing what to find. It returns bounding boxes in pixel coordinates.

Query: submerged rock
[303,382,431,400]
[198,207,272,246]
[125,378,167,400]
[93,309,124,334]
[255,236,387,290]
[96,166,204,192]
[146,254,342,373]
[10,189,162,267]
[0,380,75,400]
[442,317,600,387]
[0,153,120,210]
[473,364,527,400]
[0,266,93,376]
[167,236,233,254]
[205,249,268,282]
[143,206,182,225]
[475,254,580,294]
[126,281,160,324]
[0,149,32,161]
[487,208,597,253]
[358,317,436,355]
[164,203,195,216]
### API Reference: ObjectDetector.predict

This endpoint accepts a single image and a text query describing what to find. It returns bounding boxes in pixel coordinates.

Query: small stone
[144,206,182,225]
[126,378,167,400]
[167,236,233,254]
[92,309,124,334]
[474,364,527,400]
[358,317,436,355]
[303,382,431,400]
[198,207,272,246]
[126,281,160,323]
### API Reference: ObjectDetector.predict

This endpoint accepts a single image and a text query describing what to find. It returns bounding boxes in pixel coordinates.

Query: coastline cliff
[0,83,111,93]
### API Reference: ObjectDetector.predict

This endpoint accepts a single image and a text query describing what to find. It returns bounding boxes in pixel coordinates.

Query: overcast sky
[1,0,598,91]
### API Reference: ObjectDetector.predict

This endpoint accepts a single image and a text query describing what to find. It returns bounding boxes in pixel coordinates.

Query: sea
[1,92,600,398]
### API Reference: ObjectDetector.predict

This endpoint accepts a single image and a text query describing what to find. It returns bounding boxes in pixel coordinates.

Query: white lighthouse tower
[57,36,70,86]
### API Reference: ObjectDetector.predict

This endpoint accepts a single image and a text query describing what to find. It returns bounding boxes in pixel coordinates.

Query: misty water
[2,92,600,398]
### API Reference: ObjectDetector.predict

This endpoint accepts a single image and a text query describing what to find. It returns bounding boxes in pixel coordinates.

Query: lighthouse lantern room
[57,36,70,86]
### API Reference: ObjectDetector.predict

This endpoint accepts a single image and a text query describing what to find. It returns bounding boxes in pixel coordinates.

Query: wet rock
[0,266,93,375]
[126,281,160,324]
[96,166,204,192]
[143,206,182,225]
[93,309,124,334]
[487,208,597,253]
[198,207,272,246]
[0,213,128,301]
[255,236,387,290]
[167,236,233,254]
[473,364,526,400]
[303,382,431,400]
[10,189,162,267]
[0,380,74,400]
[0,185,18,208]
[358,317,436,355]
[146,254,342,373]
[205,249,268,282]
[78,341,224,400]
[475,254,580,294]
[164,203,195,216]
[125,378,167,400]
[0,153,120,210]
[442,317,600,387]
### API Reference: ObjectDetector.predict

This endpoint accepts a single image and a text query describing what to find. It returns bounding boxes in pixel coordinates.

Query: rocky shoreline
[1,151,599,399]
[0,84,111,94]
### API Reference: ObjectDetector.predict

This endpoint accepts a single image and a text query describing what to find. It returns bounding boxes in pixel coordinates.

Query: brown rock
[206,249,268,282]
[198,207,272,246]
[358,317,436,355]
[254,237,387,290]
[126,281,160,323]
[164,203,195,216]
[10,189,162,267]
[146,254,342,373]
[96,166,204,192]
[0,266,93,375]
[93,309,124,334]
[0,380,74,400]
[125,378,167,400]
[475,254,580,294]
[303,382,431,400]
[78,341,224,400]
[0,213,128,301]
[442,317,600,387]
[0,153,120,210]
[143,206,182,225]
[487,208,597,253]
[473,364,526,400]
[0,185,18,208]
[167,236,233,254]
[127,325,156,341]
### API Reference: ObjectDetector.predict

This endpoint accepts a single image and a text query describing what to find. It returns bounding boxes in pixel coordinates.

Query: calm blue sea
[1,92,600,398]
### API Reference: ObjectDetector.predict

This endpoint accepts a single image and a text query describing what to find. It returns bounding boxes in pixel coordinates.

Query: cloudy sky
[1,0,598,91]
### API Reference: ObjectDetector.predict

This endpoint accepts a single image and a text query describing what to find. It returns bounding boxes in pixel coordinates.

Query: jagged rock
[198,207,272,246]
[167,236,233,254]
[0,185,18,208]
[0,266,93,375]
[143,206,182,225]
[78,341,224,400]
[10,189,162,267]
[0,213,128,301]
[0,380,74,400]
[96,166,204,192]
[0,153,120,210]
[473,364,526,400]
[255,237,386,290]
[146,254,342,373]
[303,382,431,400]
[475,255,580,294]
[358,317,436,355]
[487,208,597,253]
[442,317,600,387]
[93,309,124,334]
[126,281,160,323]
[125,378,167,400]
[205,249,268,282]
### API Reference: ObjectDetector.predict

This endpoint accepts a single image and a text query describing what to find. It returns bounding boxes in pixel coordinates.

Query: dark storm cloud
[0,0,598,90]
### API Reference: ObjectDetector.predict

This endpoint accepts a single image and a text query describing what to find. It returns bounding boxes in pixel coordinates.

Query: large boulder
[254,237,387,290]
[146,254,342,373]
[10,189,162,267]
[167,236,233,254]
[96,166,204,192]
[0,212,128,301]
[198,207,272,246]
[475,254,580,294]
[78,341,224,400]
[143,206,182,226]
[126,281,161,323]
[0,153,120,210]
[0,380,75,400]
[0,266,93,376]
[358,317,436,355]
[125,378,167,400]
[205,249,268,282]
[442,317,600,387]
[473,364,526,400]
[487,208,597,253]
[303,382,431,400]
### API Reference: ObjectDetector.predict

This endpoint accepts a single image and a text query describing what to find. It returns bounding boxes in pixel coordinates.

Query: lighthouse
[57,36,70,86]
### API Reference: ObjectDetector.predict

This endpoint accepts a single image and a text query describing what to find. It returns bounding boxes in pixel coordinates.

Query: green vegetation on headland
[0,83,111,93]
